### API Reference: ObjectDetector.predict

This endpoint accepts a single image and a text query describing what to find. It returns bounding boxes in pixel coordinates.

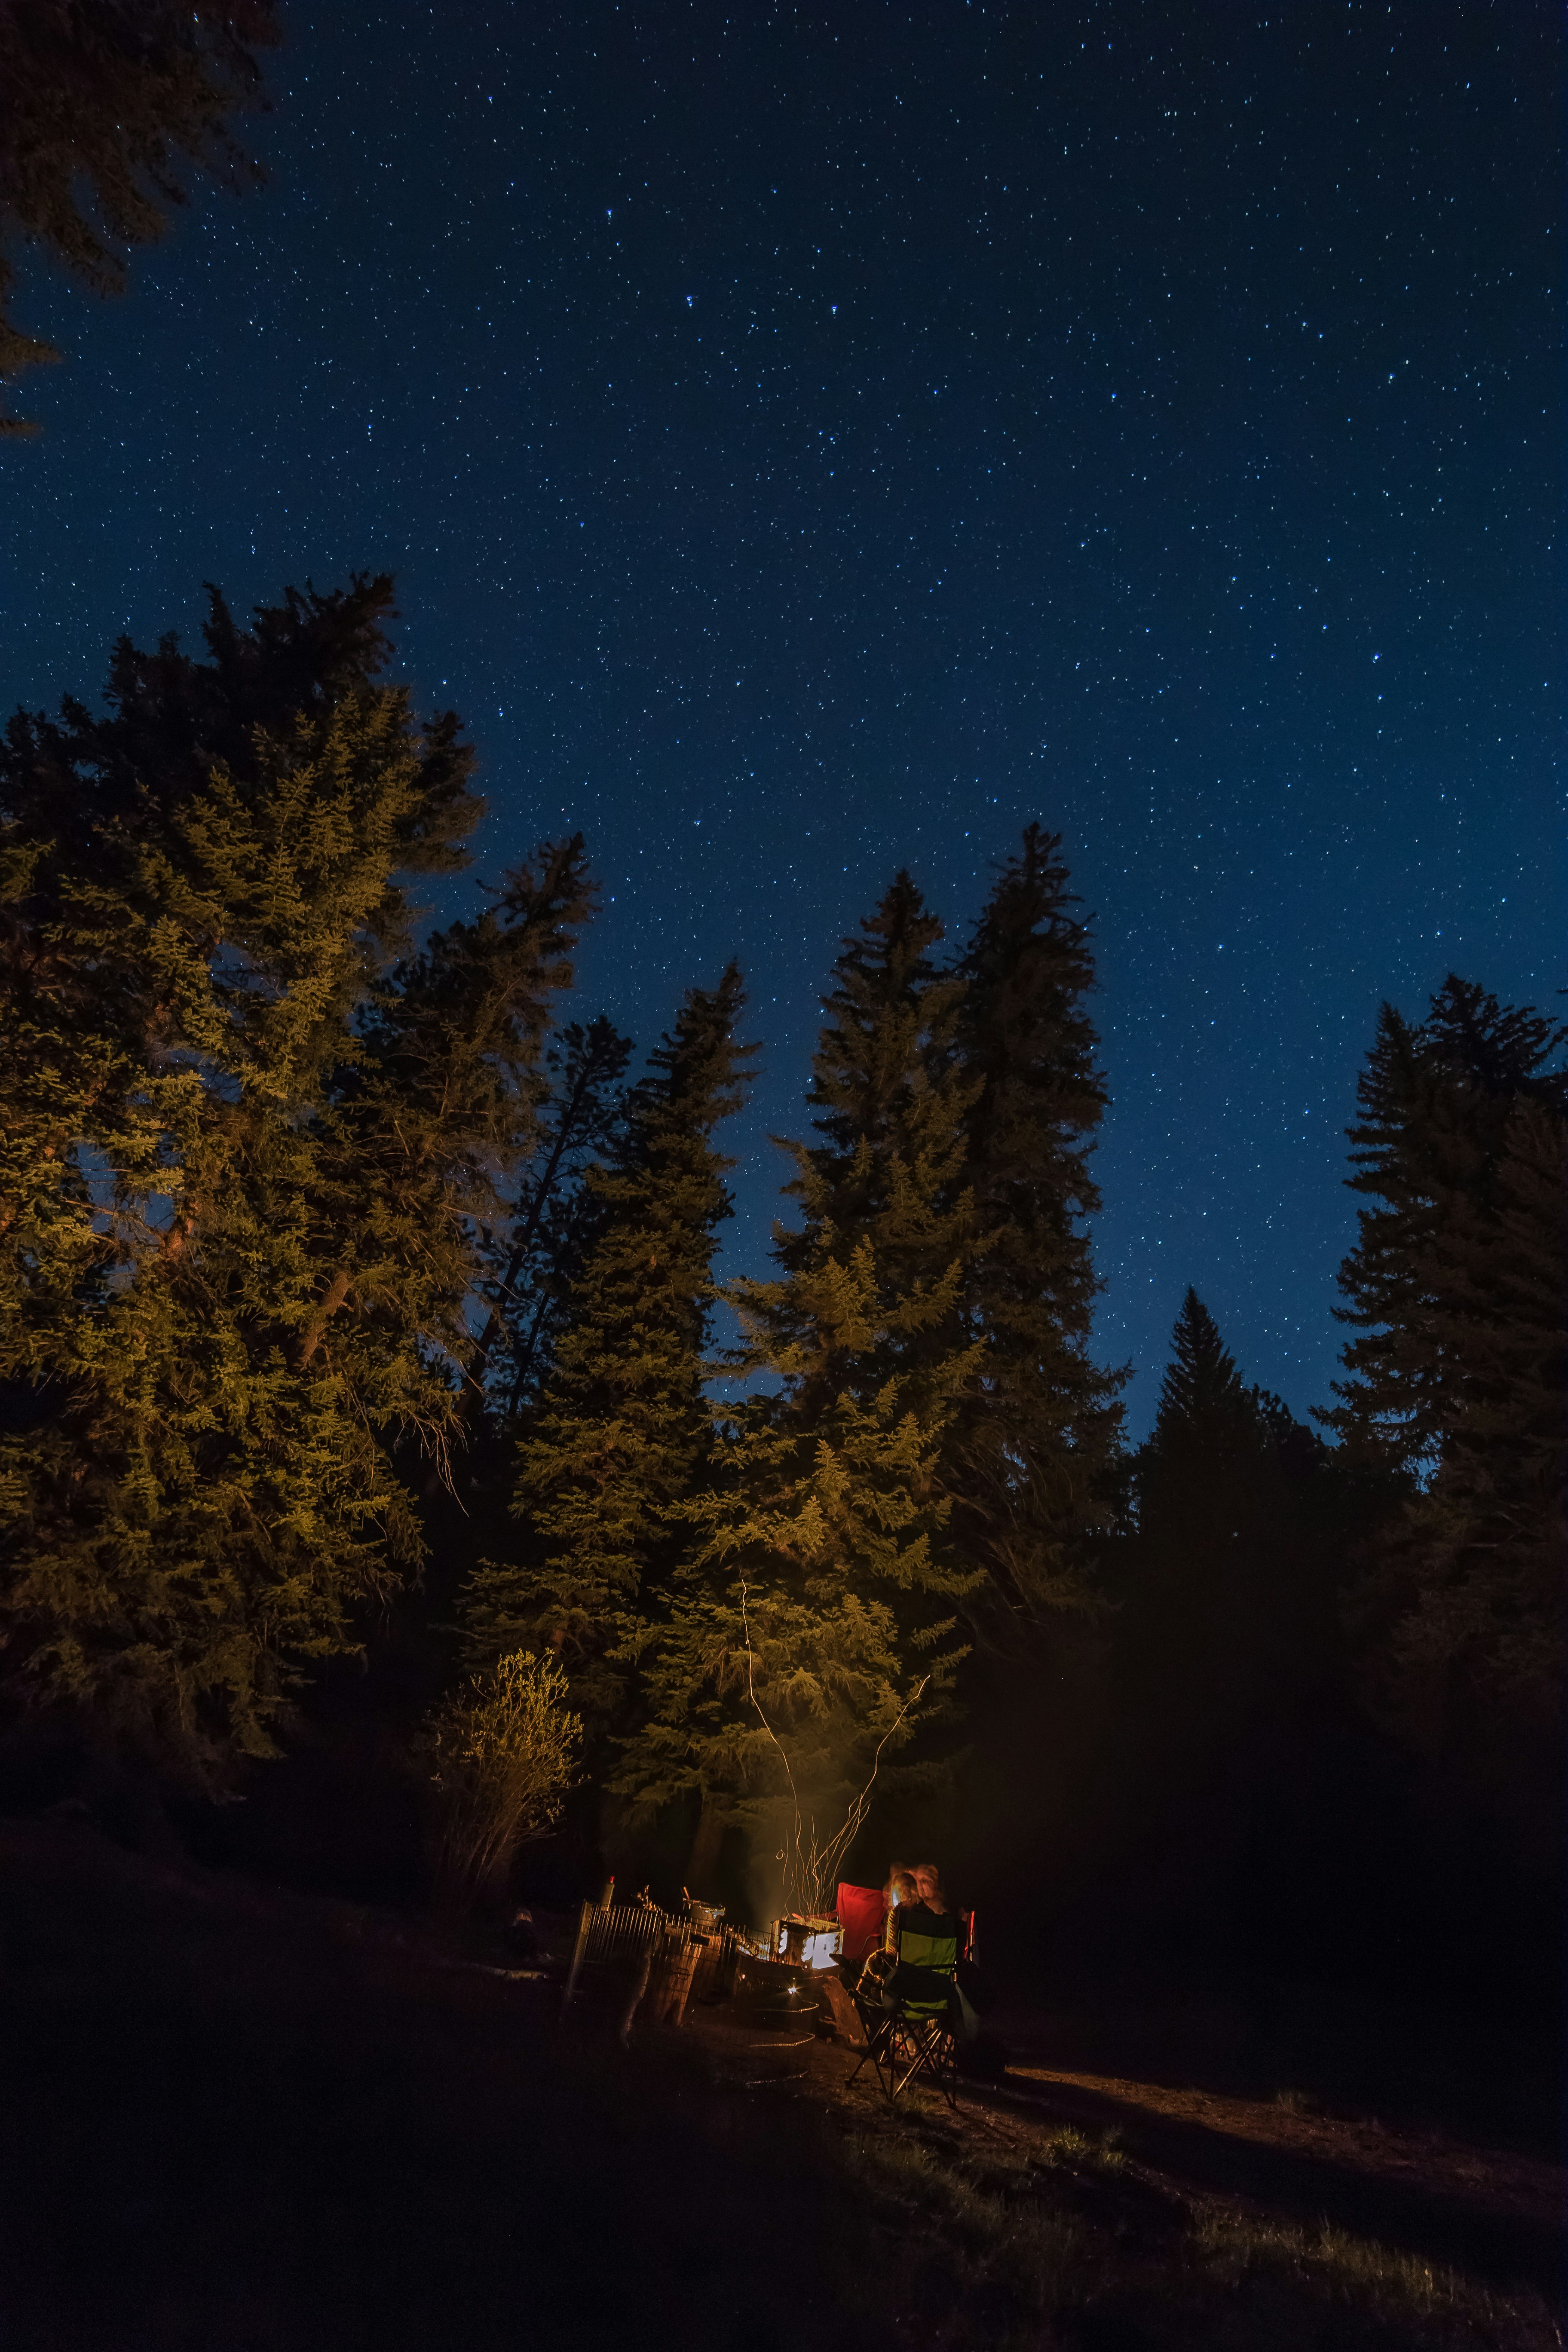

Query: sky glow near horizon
[0,0,1559,1434]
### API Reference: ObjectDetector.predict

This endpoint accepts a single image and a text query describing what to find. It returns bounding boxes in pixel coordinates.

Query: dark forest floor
[0,1818,1561,2352]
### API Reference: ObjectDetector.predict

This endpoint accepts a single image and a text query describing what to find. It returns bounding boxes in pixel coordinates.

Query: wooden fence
[562,1898,742,2021]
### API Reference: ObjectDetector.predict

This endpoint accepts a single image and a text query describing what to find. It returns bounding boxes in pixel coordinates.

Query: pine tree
[951,824,1124,1627]
[1133,1289,1279,1637]
[0,0,281,429]
[0,579,591,1787]
[1327,975,1565,1795]
[458,967,755,1718]
[609,1259,955,1901]
[747,871,977,1421]
[1354,1096,1566,1764]
[611,878,985,1888]
[1109,1289,1343,1927]
[1326,977,1567,1471]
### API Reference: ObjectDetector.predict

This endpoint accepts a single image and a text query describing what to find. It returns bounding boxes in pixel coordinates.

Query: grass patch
[838,2120,1091,2334]
[1191,2207,1563,2349]
[833,2112,1561,2351]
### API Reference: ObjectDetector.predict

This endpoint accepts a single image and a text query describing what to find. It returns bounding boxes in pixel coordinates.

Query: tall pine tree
[0,578,591,1787]
[952,824,1124,1629]
[612,877,983,1890]
[458,966,754,1721]
[611,1248,954,1902]
[747,871,978,1421]
[1327,976,1566,1472]
[1329,979,1566,1783]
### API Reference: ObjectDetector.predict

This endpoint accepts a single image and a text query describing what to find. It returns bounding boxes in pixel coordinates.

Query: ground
[0,1819,1560,2350]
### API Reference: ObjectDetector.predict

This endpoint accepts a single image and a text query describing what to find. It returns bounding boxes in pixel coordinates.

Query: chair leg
[887,2019,959,2108]
[848,2011,895,2097]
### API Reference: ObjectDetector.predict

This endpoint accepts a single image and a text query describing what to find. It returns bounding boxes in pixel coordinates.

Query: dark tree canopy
[0,0,280,430]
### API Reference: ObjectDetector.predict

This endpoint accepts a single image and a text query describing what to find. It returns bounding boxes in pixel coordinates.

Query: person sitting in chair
[856,1868,917,2002]
[872,1871,961,2021]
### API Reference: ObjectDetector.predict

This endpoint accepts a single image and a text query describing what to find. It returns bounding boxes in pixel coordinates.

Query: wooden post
[562,1898,595,2010]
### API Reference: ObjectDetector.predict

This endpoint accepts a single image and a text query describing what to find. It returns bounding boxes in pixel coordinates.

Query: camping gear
[834,1881,885,1963]
[774,1914,842,1968]
[729,1953,822,2036]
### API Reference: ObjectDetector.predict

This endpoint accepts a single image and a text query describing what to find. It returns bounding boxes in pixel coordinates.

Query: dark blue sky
[1,1,1559,1432]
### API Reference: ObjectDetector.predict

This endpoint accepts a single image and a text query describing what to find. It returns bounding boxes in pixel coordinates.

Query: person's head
[885,1868,918,1909]
[913,1863,946,1910]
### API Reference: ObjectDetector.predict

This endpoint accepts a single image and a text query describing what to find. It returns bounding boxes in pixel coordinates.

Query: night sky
[2,1,1558,1433]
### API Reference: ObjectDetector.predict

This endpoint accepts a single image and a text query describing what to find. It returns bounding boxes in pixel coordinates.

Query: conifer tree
[0,579,591,1787]
[750,871,977,1421]
[1135,1290,1276,1580]
[727,872,984,1696]
[1382,1098,1566,1735]
[458,967,755,1718]
[1326,977,1567,1472]
[1117,1293,1334,1794]
[952,824,1124,1627]
[610,1257,956,1899]
[611,879,985,1886]
[1326,976,1565,1804]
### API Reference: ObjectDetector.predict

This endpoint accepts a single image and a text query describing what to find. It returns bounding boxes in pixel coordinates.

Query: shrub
[419,1651,580,1914]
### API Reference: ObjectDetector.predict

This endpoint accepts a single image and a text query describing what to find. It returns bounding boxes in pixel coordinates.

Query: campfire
[771,1914,843,1971]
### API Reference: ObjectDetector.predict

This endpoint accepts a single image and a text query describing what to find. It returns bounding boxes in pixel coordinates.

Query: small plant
[1273,2086,1321,2115]
[1032,2124,1126,2174]
[419,1650,581,1915]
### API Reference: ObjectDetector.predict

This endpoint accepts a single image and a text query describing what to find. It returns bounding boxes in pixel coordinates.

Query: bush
[419,1651,580,1914]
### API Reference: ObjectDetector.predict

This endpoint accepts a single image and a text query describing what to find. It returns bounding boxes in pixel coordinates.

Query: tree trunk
[686,1792,726,1896]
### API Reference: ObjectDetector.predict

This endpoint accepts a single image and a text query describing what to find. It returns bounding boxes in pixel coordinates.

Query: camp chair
[846,1904,962,2110]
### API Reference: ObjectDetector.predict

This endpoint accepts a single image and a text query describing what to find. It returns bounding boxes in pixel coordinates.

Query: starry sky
[1,1,1559,1433]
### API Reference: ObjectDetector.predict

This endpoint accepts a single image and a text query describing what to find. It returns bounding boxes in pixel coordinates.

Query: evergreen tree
[1326,976,1567,1472]
[458,967,754,1719]
[610,1251,956,1899]
[1349,1099,1566,1773]
[0,579,591,1787]
[952,824,1124,1628]
[1135,1290,1280,1599]
[748,871,977,1422]
[1327,976,1565,1773]
[612,879,985,1887]
[1,0,281,429]
[1104,1291,1345,1937]
[726,870,984,1697]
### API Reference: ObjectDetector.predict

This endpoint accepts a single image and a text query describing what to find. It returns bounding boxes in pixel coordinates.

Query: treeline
[1,581,1561,1990]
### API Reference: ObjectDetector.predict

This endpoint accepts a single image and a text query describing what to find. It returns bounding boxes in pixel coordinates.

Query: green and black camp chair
[848,1902,962,2109]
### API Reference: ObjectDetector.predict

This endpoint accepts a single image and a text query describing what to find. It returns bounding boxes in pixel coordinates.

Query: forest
[2,572,1561,2018]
